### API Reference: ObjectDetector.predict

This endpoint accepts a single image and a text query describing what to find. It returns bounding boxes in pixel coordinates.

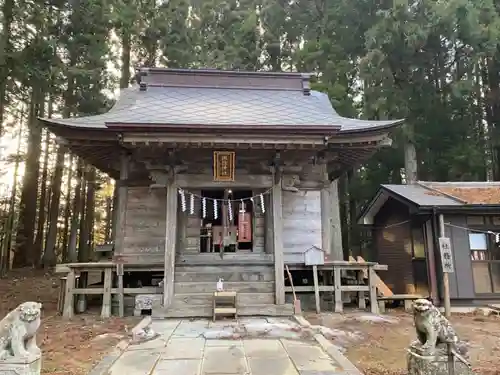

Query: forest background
[0,0,499,272]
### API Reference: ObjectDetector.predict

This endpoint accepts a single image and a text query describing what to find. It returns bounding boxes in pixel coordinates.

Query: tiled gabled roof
[40,76,403,132]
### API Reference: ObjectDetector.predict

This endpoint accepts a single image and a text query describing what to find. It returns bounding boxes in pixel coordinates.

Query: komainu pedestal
[0,355,41,375]
[407,299,473,375]
[0,302,43,375]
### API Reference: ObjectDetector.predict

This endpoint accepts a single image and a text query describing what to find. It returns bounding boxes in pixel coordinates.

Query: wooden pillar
[264,194,273,254]
[163,171,178,308]
[330,179,343,260]
[333,266,343,312]
[368,266,379,314]
[62,269,75,319]
[114,153,129,317]
[110,186,119,243]
[272,167,285,305]
[424,219,439,305]
[101,267,112,318]
[320,186,332,255]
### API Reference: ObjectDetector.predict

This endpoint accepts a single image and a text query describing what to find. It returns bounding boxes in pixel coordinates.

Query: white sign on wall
[438,237,454,273]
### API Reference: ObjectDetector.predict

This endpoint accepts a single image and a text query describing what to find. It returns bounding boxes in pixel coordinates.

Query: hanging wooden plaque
[213,151,235,182]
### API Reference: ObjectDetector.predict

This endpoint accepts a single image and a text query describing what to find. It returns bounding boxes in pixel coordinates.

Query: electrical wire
[365,219,500,238]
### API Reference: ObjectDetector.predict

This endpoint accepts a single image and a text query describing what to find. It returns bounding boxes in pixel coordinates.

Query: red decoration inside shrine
[238,212,252,242]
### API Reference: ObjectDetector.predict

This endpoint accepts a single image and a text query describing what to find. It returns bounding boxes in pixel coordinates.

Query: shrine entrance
[199,189,254,253]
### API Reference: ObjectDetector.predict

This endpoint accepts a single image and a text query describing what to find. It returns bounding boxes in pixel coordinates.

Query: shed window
[469,231,500,294]
[411,227,425,259]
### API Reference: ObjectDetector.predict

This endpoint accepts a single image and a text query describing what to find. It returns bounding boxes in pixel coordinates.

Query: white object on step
[216,278,224,291]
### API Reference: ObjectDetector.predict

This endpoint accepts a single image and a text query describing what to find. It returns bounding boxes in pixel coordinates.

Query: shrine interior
[199,189,255,253]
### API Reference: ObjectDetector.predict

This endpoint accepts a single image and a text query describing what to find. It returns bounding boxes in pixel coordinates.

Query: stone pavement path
[106,318,351,375]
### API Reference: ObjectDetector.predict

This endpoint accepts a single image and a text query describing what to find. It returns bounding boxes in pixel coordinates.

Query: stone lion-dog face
[0,301,42,360]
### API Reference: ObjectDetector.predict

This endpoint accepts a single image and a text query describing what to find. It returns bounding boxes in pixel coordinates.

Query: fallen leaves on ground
[0,268,140,375]
[307,310,500,375]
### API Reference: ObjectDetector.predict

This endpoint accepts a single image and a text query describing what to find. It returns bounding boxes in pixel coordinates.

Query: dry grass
[0,268,139,375]
[306,310,500,375]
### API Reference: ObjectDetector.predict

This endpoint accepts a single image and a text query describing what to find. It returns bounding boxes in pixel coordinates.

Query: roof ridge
[415,181,467,204]
[144,84,306,93]
[139,67,311,79]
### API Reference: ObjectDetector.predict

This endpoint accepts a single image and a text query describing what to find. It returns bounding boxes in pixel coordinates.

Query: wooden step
[176,253,274,265]
[172,293,275,307]
[174,281,274,294]
[214,307,237,314]
[174,269,274,282]
[152,304,294,318]
[175,264,273,273]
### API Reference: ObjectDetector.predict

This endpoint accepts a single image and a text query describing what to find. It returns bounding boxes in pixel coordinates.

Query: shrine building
[41,68,403,318]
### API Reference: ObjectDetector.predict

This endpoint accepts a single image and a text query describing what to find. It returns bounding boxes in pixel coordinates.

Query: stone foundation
[0,354,41,375]
[407,344,473,375]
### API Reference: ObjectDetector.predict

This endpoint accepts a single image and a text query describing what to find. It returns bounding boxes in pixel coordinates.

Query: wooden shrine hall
[41,68,404,318]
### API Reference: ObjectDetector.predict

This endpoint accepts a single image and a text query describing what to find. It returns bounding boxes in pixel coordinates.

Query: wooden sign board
[213,151,235,182]
[438,237,454,273]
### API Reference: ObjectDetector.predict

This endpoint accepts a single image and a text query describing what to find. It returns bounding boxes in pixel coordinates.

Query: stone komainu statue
[407,299,473,375]
[0,302,42,360]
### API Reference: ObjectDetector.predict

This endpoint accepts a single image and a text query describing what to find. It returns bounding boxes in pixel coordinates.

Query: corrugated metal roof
[381,184,462,206]
[359,182,500,225]
[419,181,500,204]
[41,85,403,131]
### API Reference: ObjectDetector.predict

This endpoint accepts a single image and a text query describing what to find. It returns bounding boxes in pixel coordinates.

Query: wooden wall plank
[282,190,322,263]
[122,187,167,258]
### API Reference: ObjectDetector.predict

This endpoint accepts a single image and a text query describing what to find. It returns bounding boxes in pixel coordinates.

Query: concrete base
[0,354,41,375]
[407,345,471,375]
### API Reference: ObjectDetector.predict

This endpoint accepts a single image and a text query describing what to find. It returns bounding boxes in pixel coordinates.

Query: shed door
[412,225,429,296]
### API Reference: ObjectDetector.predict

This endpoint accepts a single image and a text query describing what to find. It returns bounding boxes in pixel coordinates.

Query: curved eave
[39,117,113,132]
[337,118,405,135]
[39,119,122,178]
[39,116,404,137]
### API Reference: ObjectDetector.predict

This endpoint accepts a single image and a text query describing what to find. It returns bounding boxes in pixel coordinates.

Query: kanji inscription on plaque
[213,151,235,182]
[438,237,454,273]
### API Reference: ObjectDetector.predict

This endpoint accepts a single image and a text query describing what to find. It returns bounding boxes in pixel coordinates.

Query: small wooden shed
[359,181,500,307]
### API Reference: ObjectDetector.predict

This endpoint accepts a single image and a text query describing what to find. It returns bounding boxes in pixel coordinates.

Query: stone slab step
[174,281,274,294]
[172,292,275,307]
[152,304,294,318]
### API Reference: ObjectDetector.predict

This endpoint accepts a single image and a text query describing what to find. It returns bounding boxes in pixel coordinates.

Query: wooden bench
[377,294,422,313]
[55,262,163,319]
[213,291,237,321]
